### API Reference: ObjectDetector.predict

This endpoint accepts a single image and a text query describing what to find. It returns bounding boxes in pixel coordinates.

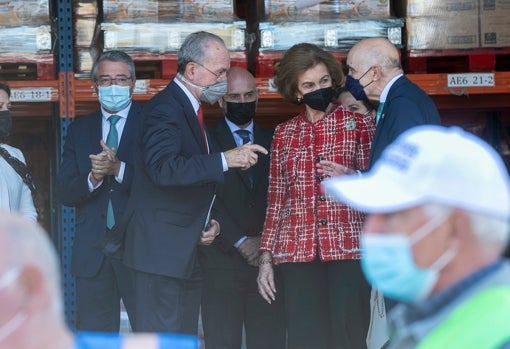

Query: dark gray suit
[120,79,225,334]
[57,101,142,331]
[199,118,286,349]
[370,75,441,167]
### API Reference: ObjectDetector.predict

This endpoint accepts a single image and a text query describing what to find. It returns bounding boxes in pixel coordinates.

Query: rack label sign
[447,73,495,87]
[10,88,53,102]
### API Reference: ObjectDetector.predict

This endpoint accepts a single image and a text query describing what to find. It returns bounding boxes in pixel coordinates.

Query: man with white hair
[0,211,198,349]
[324,125,510,349]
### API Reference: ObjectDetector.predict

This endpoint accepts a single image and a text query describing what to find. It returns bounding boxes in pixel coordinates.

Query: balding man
[198,67,286,349]
[325,125,510,349]
[0,211,199,349]
[345,38,441,167]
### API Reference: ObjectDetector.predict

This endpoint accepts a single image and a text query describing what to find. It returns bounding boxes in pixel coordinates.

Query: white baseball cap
[324,125,510,219]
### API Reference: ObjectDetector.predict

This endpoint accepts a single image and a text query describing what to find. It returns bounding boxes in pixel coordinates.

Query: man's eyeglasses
[194,62,227,81]
[95,75,133,87]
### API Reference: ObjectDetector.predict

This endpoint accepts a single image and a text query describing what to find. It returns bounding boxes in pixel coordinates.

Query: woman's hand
[257,252,277,304]
[317,160,356,177]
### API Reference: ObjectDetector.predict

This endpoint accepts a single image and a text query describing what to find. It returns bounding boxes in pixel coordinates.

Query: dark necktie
[235,129,251,145]
[106,115,120,229]
[197,106,209,153]
[235,129,253,186]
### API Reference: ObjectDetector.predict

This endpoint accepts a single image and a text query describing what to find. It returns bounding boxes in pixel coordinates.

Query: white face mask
[0,269,27,344]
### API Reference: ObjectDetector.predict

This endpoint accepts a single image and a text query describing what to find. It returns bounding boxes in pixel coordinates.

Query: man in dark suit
[57,50,140,331]
[199,67,286,349]
[119,32,268,335]
[345,37,441,167]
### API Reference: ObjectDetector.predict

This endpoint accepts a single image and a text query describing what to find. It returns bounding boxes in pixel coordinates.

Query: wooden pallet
[128,51,248,79]
[0,54,55,81]
[404,48,510,74]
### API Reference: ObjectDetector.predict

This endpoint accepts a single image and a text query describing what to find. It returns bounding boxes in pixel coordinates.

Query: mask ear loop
[408,210,452,245]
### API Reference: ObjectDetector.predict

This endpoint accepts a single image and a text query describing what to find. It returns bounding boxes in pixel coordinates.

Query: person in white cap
[324,125,510,349]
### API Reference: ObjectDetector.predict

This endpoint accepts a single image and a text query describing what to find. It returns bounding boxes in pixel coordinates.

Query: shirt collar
[101,102,131,121]
[175,75,201,114]
[380,73,403,103]
[224,116,254,134]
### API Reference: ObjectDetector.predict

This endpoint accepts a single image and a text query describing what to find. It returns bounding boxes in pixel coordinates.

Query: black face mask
[0,110,12,138]
[224,101,257,126]
[301,87,333,112]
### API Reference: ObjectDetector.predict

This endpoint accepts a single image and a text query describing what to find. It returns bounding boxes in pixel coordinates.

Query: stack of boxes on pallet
[396,0,510,50]
[256,0,404,77]
[394,0,510,73]
[0,0,53,80]
[73,0,247,79]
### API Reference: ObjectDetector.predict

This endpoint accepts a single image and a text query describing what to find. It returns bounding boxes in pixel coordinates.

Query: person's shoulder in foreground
[324,125,510,349]
[75,332,199,349]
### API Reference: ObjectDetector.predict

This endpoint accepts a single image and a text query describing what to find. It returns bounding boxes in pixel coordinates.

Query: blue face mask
[98,85,132,112]
[344,67,374,101]
[361,213,456,303]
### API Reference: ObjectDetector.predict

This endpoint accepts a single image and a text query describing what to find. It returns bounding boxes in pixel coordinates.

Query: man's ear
[184,62,198,81]
[372,65,383,81]
[18,264,48,312]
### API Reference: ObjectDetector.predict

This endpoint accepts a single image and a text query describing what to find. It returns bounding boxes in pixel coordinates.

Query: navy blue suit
[57,101,142,331]
[198,119,286,349]
[120,80,225,334]
[369,75,441,167]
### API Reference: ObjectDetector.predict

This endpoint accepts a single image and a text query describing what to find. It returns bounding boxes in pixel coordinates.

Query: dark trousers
[128,260,202,335]
[280,259,371,349]
[201,265,286,349]
[75,256,135,331]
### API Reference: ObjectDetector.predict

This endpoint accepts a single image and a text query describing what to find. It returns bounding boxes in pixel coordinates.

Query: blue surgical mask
[361,213,456,303]
[344,67,374,101]
[98,85,132,112]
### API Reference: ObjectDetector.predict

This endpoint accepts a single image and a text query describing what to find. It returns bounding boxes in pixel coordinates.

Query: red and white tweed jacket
[260,104,375,264]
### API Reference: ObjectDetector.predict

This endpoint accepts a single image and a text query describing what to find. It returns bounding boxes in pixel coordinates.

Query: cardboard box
[0,0,50,27]
[320,0,391,19]
[182,0,236,22]
[480,13,510,47]
[398,0,478,17]
[406,16,479,49]
[480,0,510,13]
[265,0,390,21]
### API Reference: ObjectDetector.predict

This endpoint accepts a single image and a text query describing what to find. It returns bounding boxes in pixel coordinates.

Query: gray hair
[90,50,136,81]
[177,31,226,74]
[0,211,63,317]
[422,203,510,253]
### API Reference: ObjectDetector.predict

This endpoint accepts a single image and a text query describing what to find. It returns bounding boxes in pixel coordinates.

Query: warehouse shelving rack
[1,0,509,329]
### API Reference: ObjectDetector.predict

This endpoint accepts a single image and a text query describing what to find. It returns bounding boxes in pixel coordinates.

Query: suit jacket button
[319,195,326,201]
[320,219,328,225]
[317,175,324,182]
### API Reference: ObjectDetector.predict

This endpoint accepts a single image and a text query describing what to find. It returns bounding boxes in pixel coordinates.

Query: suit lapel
[169,82,209,153]
[116,102,140,159]
[89,111,103,155]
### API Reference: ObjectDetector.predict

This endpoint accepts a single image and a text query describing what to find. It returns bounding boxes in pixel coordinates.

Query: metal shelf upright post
[55,0,77,330]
